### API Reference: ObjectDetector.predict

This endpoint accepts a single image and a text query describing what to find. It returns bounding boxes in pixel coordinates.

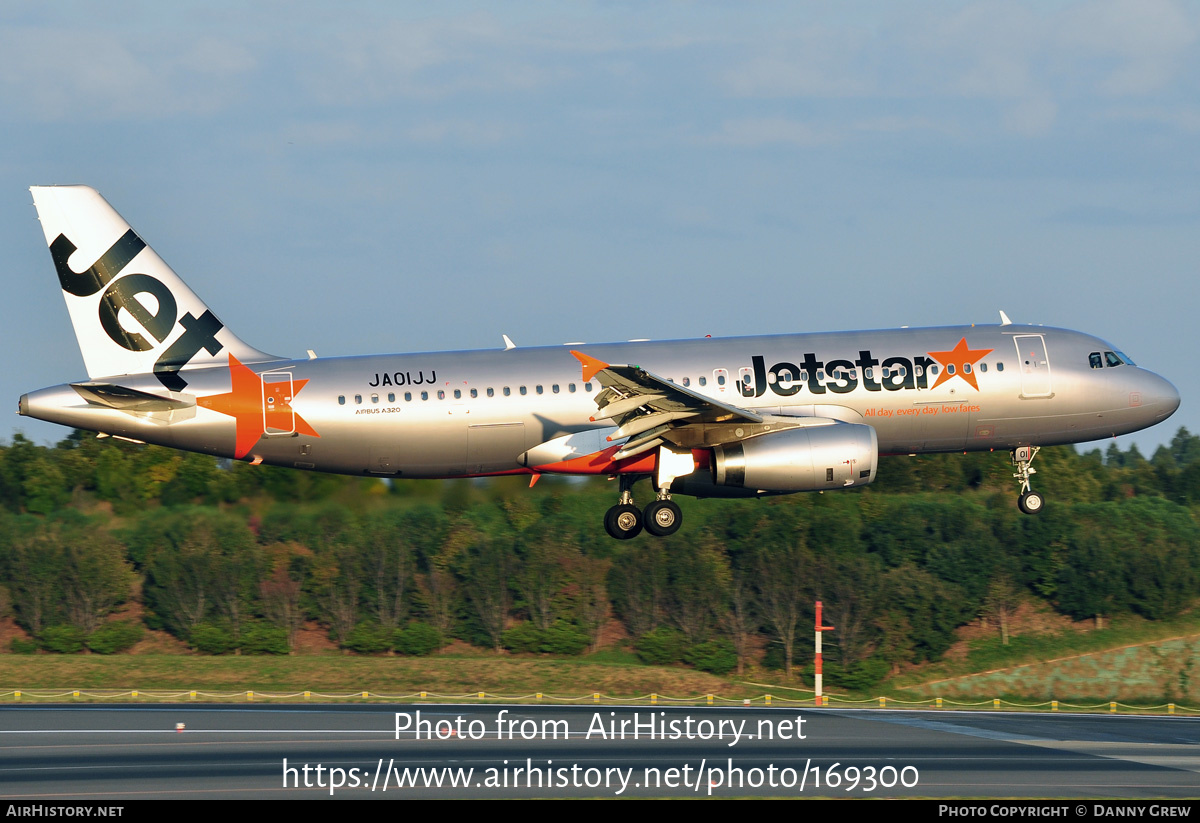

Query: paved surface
[1,704,1197,798]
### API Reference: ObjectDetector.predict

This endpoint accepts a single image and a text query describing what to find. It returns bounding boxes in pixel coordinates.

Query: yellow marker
[935,697,943,709]
[593,693,600,703]
[190,690,197,700]
[304,691,311,699]
[765,695,771,706]
[651,694,657,705]
[706,694,713,705]
[73,691,79,698]
[1110,702,1117,714]
[420,691,426,699]
[248,691,253,701]
[992,698,1000,709]
[1169,703,1175,715]
[132,690,138,698]
[1052,700,1058,712]
[536,693,543,701]
[479,692,486,699]
[362,691,369,699]
[879,697,886,708]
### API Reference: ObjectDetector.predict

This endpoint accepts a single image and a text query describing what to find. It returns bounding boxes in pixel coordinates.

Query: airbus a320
[18,186,1181,538]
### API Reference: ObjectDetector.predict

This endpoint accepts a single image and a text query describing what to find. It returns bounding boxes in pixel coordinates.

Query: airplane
[18,186,1181,539]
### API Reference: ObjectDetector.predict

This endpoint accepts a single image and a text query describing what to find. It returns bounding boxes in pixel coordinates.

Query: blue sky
[2,1,1197,458]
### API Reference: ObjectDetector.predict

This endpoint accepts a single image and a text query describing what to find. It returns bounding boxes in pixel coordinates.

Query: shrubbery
[39,625,86,654]
[87,622,144,654]
[394,622,442,656]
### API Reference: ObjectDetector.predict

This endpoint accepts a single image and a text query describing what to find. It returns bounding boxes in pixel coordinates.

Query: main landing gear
[1012,446,1044,515]
[603,475,683,539]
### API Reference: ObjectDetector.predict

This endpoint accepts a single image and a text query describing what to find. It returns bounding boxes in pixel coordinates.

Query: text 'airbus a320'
[19,186,1181,538]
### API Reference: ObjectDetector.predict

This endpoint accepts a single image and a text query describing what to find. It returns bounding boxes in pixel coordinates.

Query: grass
[892,611,1200,689]
[0,653,764,702]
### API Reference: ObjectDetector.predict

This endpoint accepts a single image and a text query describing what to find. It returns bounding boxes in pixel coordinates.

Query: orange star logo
[926,337,993,391]
[197,354,319,459]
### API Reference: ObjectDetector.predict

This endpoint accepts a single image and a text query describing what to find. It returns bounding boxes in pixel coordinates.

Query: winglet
[570,350,609,383]
[999,310,1012,326]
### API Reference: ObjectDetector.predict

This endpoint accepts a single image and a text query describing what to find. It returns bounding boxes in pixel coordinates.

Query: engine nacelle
[709,422,878,492]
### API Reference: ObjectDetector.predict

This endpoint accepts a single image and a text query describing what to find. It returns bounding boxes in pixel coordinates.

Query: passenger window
[552,384,560,394]
[699,376,707,387]
[682,377,690,387]
[371,393,379,403]
[354,394,362,404]
[929,365,939,375]
[997,362,1004,372]
[405,392,412,402]
[978,364,986,373]
[470,388,477,399]
[947,365,956,375]
[388,393,395,402]
[568,383,576,393]
[338,395,345,405]
[503,387,511,396]
[914,365,923,377]
[438,390,446,400]
[453,389,461,399]
[717,375,726,386]
[963,364,972,374]
[520,386,527,396]
[585,383,593,392]
[536,385,544,395]
[421,391,429,401]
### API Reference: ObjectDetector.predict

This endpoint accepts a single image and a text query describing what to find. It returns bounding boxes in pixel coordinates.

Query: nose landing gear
[1012,446,1044,515]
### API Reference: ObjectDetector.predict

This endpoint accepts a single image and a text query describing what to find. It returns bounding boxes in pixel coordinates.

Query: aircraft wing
[571,350,763,460]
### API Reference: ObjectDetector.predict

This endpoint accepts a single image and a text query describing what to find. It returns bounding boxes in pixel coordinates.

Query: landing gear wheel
[1017,490,1044,515]
[643,499,682,537]
[604,504,643,540]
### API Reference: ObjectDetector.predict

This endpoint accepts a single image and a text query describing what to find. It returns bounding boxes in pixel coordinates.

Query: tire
[604,504,643,539]
[643,500,682,537]
[1018,490,1045,515]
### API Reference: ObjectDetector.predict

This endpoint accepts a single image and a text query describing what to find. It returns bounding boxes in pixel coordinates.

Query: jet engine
[677,422,878,495]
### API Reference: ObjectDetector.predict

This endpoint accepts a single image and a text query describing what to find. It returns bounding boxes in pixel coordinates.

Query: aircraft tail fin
[29,185,277,391]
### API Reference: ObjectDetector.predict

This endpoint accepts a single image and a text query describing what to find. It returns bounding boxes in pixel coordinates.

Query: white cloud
[0,26,256,120]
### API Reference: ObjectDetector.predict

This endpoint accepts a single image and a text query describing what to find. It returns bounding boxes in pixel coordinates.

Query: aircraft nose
[1142,371,1180,422]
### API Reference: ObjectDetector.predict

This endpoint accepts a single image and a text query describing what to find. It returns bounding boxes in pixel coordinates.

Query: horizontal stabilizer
[71,382,194,411]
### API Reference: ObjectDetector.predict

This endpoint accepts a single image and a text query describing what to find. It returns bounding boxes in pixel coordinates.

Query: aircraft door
[1013,335,1052,398]
[260,370,296,435]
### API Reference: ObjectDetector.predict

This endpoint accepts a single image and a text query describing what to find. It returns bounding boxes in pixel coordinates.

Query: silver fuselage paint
[20,324,1180,480]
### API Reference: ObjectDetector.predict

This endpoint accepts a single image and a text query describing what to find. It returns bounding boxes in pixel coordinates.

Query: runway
[1,704,1198,799]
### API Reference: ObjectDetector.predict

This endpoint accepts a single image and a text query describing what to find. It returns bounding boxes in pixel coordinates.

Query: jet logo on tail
[50,229,225,391]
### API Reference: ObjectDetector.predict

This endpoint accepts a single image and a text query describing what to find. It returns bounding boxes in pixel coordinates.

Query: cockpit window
[1105,351,1123,367]
[1089,352,1103,369]
[1114,350,1135,366]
